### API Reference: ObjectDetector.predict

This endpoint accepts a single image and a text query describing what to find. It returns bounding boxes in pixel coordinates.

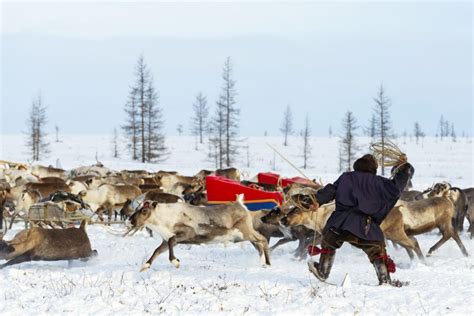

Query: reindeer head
[119,199,135,219]
[182,183,204,203]
[280,207,307,227]
[427,182,451,198]
[261,206,287,225]
[129,200,157,228]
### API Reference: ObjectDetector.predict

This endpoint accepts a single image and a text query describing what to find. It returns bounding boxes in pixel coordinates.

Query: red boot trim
[376,254,396,273]
[307,245,335,256]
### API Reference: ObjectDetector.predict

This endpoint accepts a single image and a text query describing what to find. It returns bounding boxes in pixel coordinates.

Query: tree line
[24,58,465,172]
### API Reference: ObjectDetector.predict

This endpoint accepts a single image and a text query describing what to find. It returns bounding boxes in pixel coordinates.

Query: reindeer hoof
[171,258,180,268]
[140,263,151,272]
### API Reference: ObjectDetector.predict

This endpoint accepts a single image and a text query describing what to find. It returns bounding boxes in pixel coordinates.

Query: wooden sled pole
[266,143,312,180]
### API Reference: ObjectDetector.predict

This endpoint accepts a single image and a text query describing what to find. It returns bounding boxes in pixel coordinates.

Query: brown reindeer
[382,192,469,259]
[425,182,468,232]
[260,206,320,259]
[39,177,68,184]
[195,167,241,181]
[15,189,42,213]
[280,192,468,260]
[25,182,71,197]
[30,165,66,179]
[79,184,141,221]
[128,194,270,271]
[139,184,163,193]
[120,191,183,219]
[0,220,96,269]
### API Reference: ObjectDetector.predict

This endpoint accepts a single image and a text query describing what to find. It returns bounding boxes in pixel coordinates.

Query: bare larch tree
[365,114,376,138]
[301,115,312,169]
[280,104,294,146]
[438,115,446,140]
[26,94,49,161]
[123,55,167,162]
[55,125,59,142]
[413,121,425,144]
[210,96,226,168]
[112,127,119,158]
[144,79,167,162]
[372,84,393,175]
[123,87,139,160]
[450,123,456,142]
[339,111,358,171]
[190,92,209,144]
[210,57,239,167]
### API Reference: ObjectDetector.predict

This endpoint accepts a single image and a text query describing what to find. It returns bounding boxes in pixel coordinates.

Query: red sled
[257,172,318,188]
[206,175,283,211]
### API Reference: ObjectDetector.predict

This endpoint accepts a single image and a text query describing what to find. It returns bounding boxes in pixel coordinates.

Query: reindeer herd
[0,161,472,271]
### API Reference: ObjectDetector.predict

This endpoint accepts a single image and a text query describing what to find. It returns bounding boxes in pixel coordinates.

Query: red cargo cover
[206,175,282,211]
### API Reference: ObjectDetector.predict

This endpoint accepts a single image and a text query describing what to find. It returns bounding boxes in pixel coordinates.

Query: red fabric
[307,245,335,256]
[257,172,280,186]
[206,175,283,205]
[376,255,396,273]
[284,176,318,187]
[258,172,318,188]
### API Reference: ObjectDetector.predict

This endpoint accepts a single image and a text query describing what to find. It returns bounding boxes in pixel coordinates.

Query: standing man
[308,154,414,286]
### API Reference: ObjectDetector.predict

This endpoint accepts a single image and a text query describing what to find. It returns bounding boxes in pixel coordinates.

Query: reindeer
[30,165,66,179]
[463,188,474,238]
[0,220,96,269]
[15,189,42,213]
[120,191,183,219]
[260,204,321,259]
[277,189,468,260]
[79,184,141,221]
[424,182,468,232]
[195,167,241,181]
[39,177,68,184]
[280,203,336,235]
[155,174,196,193]
[24,182,71,197]
[128,195,270,271]
[381,191,469,259]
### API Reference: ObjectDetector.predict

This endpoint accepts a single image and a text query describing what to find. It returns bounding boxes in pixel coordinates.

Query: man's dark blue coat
[316,164,414,241]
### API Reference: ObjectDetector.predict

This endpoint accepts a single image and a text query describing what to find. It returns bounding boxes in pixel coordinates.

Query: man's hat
[353,154,378,174]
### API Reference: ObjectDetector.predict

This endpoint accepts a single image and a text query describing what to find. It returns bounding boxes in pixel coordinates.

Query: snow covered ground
[0,135,473,315]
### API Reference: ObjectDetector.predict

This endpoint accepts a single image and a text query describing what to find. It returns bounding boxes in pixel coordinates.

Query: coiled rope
[369,139,408,167]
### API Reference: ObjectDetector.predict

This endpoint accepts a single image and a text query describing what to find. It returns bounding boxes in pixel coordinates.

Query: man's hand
[310,201,320,211]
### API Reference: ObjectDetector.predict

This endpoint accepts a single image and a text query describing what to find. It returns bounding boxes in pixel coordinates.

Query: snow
[0,135,473,314]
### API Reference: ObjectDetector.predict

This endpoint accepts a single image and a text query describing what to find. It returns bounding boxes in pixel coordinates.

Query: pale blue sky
[1,1,472,136]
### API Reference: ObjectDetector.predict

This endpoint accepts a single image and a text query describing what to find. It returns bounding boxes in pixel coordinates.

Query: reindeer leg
[250,232,271,266]
[167,236,180,268]
[0,252,32,269]
[389,234,424,261]
[140,240,168,272]
[427,234,450,257]
[9,212,17,229]
[270,238,292,251]
[451,232,469,257]
[146,228,153,237]
[408,236,425,262]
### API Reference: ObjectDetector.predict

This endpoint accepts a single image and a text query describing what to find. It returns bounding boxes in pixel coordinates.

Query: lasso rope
[369,139,408,167]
